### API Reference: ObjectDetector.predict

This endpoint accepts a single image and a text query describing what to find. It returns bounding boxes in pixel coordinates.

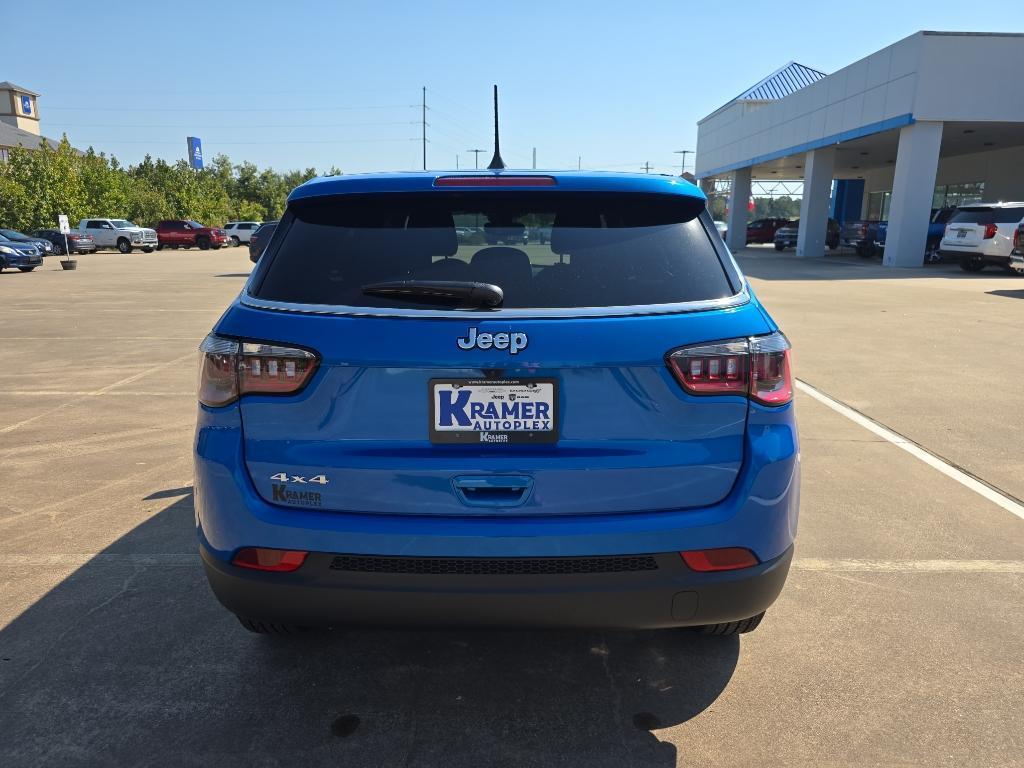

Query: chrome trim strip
[238,282,751,319]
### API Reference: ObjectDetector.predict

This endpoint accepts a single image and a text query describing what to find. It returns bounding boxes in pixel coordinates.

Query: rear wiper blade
[361,280,504,309]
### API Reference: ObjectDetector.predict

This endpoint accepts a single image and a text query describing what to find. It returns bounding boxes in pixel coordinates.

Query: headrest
[549,211,604,255]
[405,210,458,256]
[471,247,533,284]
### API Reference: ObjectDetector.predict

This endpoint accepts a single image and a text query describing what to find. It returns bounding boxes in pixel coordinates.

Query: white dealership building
[695,31,1024,266]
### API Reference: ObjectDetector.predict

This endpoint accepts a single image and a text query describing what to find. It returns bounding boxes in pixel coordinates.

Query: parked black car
[0,227,54,255]
[248,221,278,263]
[32,228,97,255]
[774,218,840,251]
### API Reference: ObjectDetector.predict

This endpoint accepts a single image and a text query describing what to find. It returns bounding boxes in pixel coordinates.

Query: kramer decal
[457,327,528,355]
[271,484,322,507]
[437,390,551,432]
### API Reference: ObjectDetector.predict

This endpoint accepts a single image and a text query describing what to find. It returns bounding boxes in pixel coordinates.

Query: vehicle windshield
[950,207,1024,225]
[0,228,29,240]
[110,220,136,228]
[252,192,735,311]
[188,220,205,229]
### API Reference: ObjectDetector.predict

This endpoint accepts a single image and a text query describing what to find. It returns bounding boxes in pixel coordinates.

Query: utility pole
[468,149,485,169]
[456,155,459,170]
[578,155,581,170]
[673,149,693,176]
[532,147,536,169]
[642,161,652,173]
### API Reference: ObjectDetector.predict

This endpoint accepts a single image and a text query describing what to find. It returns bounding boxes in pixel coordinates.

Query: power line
[46,121,417,129]
[45,104,414,113]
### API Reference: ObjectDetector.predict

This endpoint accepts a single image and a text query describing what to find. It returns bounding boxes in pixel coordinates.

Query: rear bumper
[939,249,1010,266]
[200,543,794,629]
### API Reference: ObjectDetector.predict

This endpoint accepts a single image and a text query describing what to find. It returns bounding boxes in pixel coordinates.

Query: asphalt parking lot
[1,248,1022,767]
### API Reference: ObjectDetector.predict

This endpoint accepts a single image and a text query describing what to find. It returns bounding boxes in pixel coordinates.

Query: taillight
[1015,227,1023,249]
[434,175,557,187]
[232,547,308,572]
[197,334,319,407]
[858,224,867,237]
[667,332,793,406]
[983,223,998,239]
[681,547,759,572]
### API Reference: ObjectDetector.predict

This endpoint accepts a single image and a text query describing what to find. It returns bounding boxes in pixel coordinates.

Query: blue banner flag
[187,137,204,170]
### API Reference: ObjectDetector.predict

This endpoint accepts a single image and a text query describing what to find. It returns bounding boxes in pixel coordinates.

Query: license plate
[429,378,558,444]
[957,229,967,239]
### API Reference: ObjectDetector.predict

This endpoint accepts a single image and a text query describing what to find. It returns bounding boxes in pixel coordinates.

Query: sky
[7,0,1021,175]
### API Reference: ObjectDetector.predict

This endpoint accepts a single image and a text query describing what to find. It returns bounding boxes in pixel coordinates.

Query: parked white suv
[939,203,1024,272]
[223,221,262,247]
[77,218,158,254]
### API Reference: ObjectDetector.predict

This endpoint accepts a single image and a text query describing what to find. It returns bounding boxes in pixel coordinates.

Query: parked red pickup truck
[155,220,229,250]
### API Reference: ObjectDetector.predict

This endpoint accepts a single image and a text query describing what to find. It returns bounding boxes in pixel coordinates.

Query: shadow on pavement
[0,491,739,767]
[986,289,1024,300]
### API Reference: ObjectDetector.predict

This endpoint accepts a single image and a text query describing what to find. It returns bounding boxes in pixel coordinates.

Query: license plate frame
[429,378,559,445]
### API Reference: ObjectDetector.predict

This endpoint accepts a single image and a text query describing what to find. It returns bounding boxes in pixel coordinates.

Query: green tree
[0,143,333,231]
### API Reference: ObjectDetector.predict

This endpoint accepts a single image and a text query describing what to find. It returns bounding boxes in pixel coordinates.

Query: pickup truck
[841,207,956,262]
[1010,223,1024,274]
[77,218,158,253]
[155,220,229,250]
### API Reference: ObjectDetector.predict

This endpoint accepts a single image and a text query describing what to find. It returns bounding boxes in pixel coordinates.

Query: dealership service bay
[0,249,1021,767]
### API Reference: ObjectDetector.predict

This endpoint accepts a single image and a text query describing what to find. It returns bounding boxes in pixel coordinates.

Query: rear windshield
[950,207,1024,225]
[252,192,733,310]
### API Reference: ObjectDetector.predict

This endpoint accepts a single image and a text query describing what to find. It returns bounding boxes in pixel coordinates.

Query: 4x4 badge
[457,327,528,355]
[270,473,329,485]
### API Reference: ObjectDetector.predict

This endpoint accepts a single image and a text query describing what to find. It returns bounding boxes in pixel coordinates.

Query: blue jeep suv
[194,171,799,636]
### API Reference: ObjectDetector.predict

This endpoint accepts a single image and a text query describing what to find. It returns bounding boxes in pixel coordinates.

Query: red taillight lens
[749,335,794,405]
[1015,226,1023,249]
[666,332,793,406]
[681,547,759,572]
[197,334,319,407]
[433,175,557,187]
[232,547,308,572]
[983,222,998,239]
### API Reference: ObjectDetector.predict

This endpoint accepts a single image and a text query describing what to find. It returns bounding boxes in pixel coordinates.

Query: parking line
[0,352,196,434]
[796,379,1024,523]
[792,559,1024,573]
[2,391,193,396]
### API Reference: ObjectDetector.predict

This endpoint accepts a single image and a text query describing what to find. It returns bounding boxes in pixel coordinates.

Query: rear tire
[156,243,164,251]
[236,615,306,635]
[230,236,240,247]
[959,256,985,272]
[117,238,132,254]
[142,247,154,253]
[694,611,765,636]
[53,242,65,256]
[197,237,210,251]
[18,266,36,272]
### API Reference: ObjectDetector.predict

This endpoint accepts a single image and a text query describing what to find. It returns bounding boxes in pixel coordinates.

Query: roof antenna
[486,84,506,170]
